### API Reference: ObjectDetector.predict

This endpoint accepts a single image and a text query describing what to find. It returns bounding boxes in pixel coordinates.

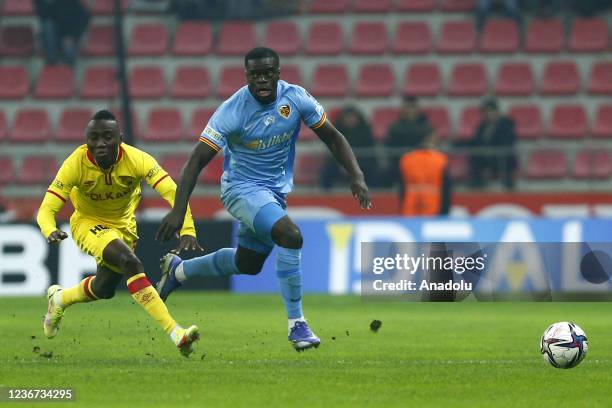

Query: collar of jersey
[86,144,124,170]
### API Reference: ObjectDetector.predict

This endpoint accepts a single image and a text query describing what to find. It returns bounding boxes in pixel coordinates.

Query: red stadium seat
[437,21,476,54]
[309,0,349,13]
[34,65,75,99]
[569,18,609,52]
[349,22,387,55]
[371,107,399,141]
[280,65,302,86]
[218,66,245,99]
[2,0,33,15]
[171,66,210,99]
[403,63,441,96]
[80,66,118,100]
[525,150,568,179]
[540,61,580,95]
[525,19,564,53]
[573,150,612,179]
[305,22,343,55]
[440,0,476,11]
[160,154,188,181]
[422,106,451,139]
[592,105,612,139]
[263,21,300,56]
[393,22,431,54]
[293,153,325,186]
[187,108,215,140]
[83,25,115,57]
[0,25,34,57]
[587,62,612,95]
[311,64,349,97]
[396,0,436,12]
[199,156,224,185]
[129,66,165,99]
[10,109,51,143]
[353,0,391,13]
[479,19,520,53]
[172,22,212,56]
[144,108,183,142]
[0,111,8,141]
[0,157,13,185]
[217,22,255,56]
[17,156,57,184]
[0,66,29,99]
[110,108,141,140]
[57,108,93,142]
[356,64,394,97]
[128,23,168,56]
[448,63,488,96]
[90,0,129,15]
[508,105,542,140]
[448,153,469,181]
[458,106,481,139]
[548,104,588,139]
[495,63,534,96]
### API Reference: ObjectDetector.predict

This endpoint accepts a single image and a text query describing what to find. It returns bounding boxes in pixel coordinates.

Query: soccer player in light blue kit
[155,47,371,351]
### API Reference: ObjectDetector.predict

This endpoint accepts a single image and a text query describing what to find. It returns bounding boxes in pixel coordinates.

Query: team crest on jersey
[119,176,134,186]
[83,180,95,187]
[278,104,291,119]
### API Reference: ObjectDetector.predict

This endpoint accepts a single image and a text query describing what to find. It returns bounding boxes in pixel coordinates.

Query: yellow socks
[127,273,177,334]
[60,276,98,307]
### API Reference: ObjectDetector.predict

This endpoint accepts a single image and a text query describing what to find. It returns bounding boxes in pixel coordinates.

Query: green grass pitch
[1,293,611,407]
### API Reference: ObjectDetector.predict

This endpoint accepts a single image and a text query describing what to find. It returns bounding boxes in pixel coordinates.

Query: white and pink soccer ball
[540,322,588,369]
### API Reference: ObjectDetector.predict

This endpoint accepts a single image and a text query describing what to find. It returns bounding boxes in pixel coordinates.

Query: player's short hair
[91,109,117,122]
[244,47,279,68]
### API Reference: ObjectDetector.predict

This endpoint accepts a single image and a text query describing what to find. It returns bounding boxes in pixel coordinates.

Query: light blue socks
[276,247,303,319]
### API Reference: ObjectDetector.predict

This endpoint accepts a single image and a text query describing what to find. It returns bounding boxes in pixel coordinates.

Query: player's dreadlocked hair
[91,109,117,122]
[244,47,279,68]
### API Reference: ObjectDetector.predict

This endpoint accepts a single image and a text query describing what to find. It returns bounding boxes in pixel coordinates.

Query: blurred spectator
[476,0,523,31]
[130,0,172,13]
[35,0,90,66]
[175,0,298,20]
[384,96,434,187]
[175,0,225,20]
[399,132,451,217]
[465,98,516,190]
[320,106,378,190]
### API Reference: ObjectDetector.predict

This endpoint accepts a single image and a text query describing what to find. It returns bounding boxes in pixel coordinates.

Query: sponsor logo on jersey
[278,104,291,119]
[83,180,95,188]
[203,125,223,142]
[264,115,275,126]
[53,179,64,190]
[146,165,161,180]
[86,189,132,201]
[89,224,109,235]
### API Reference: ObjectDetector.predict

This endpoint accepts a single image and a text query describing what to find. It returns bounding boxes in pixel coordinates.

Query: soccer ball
[540,322,588,369]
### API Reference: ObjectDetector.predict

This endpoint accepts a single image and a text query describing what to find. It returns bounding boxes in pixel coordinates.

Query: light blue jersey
[198,80,326,195]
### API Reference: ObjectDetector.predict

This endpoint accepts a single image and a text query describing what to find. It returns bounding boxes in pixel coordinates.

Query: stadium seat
[592,104,612,139]
[495,63,534,96]
[128,23,168,56]
[396,0,436,12]
[187,108,215,140]
[10,109,51,143]
[311,64,349,97]
[569,18,609,52]
[172,22,212,56]
[217,22,255,56]
[110,108,140,140]
[17,156,57,185]
[439,0,476,11]
[90,0,129,15]
[403,63,441,96]
[309,0,349,13]
[525,150,568,179]
[83,25,115,57]
[587,62,612,95]
[0,157,13,185]
[34,65,75,99]
[0,66,29,99]
[540,61,580,95]
[353,0,392,13]
[171,66,211,99]
[199,156,224,185]
[144,108,183,142]
[218,66,245,98]
[458,106,481,139]
[263,21,300,55]
[371,107,399,141]
[573,150,612,179]
[507,105,542,140]
[57,108,93,142]
[393,22,431,54]
[349,22,388,55]
[525,19,564,53]
[448,154,469,181]
[80,66,118,100]
[129,66,165,99]
[305,22,343,55]
[0,25,34,57]
[448,63,488,96]
[160,154,188,181]
[479,19,520,53]
[437,21,476,54]
[0,111,7,141]
[356,64,395,97]
[293,153,325,186]
[548,104,588,139]
[2,0,33,15]
[280,65,302,86]
[422,106,451,139]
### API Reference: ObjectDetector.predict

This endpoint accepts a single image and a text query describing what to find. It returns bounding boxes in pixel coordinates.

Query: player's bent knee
[276,227,303,249]
[93,286,116,299]
[236,261,264,275]
[119,253,144,278]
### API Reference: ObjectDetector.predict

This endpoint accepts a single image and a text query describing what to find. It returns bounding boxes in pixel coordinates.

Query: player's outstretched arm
[314,120,372,210]
[155,143,218,242]
[36,192,69,244]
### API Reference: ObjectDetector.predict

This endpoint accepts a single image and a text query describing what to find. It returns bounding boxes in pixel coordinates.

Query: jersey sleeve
[198,102,236,152]
[140,150,169,188]
[293,86,326,129]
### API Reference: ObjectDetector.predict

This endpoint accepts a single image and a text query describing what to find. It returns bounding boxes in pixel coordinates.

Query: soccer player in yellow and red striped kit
[36,109,202,357]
